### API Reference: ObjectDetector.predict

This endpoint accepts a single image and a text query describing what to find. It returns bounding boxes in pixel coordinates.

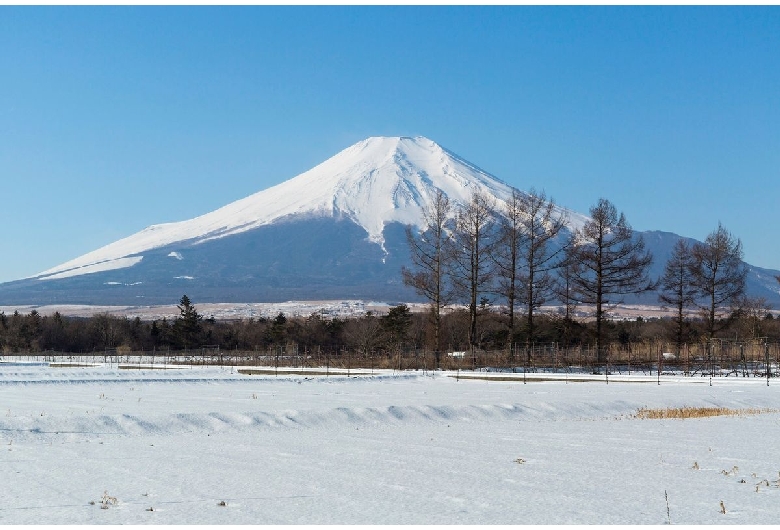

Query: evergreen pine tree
[175,295,202,349]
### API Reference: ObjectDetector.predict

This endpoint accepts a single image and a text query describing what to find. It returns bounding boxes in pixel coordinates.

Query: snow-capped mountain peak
[33,136,585,281]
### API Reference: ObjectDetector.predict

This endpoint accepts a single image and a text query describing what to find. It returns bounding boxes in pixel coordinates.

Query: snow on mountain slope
[33,136,588,281]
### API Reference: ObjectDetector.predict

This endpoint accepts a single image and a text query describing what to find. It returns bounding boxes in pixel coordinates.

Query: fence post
[767,341,770,387]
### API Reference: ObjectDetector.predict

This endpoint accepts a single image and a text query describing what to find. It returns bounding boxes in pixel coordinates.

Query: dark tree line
[3,296,778,359]
[0,299,418,356]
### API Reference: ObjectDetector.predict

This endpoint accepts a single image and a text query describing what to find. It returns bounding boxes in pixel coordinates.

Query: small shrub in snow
[100,491,118,509]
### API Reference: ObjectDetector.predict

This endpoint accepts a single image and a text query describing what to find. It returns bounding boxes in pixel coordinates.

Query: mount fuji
[1,136,779,307]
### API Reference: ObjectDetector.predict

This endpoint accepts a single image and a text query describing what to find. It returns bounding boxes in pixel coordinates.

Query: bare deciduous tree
[658,239,698,355]
[451,191,497,354]
[493,189,523,349]
[344,313,383,358]
[734,296,771,340]
[554,255,582,349]
[689,223,747,340]
[566,198,655,363]
[517,191,568,348]
[402,189,454,367]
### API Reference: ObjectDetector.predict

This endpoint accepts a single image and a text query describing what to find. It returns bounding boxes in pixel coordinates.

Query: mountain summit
[33,137,495,280]
[33,136,583,283]
[1,136,777,306]
[0,136,564,304]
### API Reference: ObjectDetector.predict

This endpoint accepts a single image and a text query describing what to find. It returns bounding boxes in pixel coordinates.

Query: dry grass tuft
[632,406,776,420]
[100,491,118,510]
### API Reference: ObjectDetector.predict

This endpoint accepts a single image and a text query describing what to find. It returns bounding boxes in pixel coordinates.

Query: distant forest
[2,295,780,363]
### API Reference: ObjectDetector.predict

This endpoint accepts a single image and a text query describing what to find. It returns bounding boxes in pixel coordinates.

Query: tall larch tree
[516,189,568,349]
[566,198,656,363]
[450,191,497,354]
[658,239,698,355]
[493,189,524,350]
[402,189,454,367]
[494,188,568,353]
[689,223,747,341]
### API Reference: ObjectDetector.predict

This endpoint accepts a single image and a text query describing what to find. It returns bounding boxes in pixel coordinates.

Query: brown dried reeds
[631,406,777,420]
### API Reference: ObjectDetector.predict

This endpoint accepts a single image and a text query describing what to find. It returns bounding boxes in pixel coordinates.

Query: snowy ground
[0,301,714,321]
[1,362,779,524]
[0,300,395,320]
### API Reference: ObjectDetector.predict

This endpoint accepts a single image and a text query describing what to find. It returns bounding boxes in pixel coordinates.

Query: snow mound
[2,364,778,444]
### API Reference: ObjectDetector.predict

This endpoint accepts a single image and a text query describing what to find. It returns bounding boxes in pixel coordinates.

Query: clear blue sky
[1,6,779,284]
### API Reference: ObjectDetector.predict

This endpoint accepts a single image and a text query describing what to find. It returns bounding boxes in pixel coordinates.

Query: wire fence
[1,339,778,380]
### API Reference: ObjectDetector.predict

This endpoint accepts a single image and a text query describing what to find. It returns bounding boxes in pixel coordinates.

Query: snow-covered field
[1,362,779,524]
[0,300,397,321]
[0,301,692,321]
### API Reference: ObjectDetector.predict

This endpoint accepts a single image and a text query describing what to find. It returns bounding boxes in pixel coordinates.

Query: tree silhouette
[402,189,455,367]
[566,198,655,363]
[175,295,202,349]
[450,191,498,354]
[494,188,568,351]
[689,223,747,340]
[658,239,698,355]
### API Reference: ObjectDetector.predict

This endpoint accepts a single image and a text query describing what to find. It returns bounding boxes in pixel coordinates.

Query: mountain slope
[34,136,587,282]
[1,136,779,307]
